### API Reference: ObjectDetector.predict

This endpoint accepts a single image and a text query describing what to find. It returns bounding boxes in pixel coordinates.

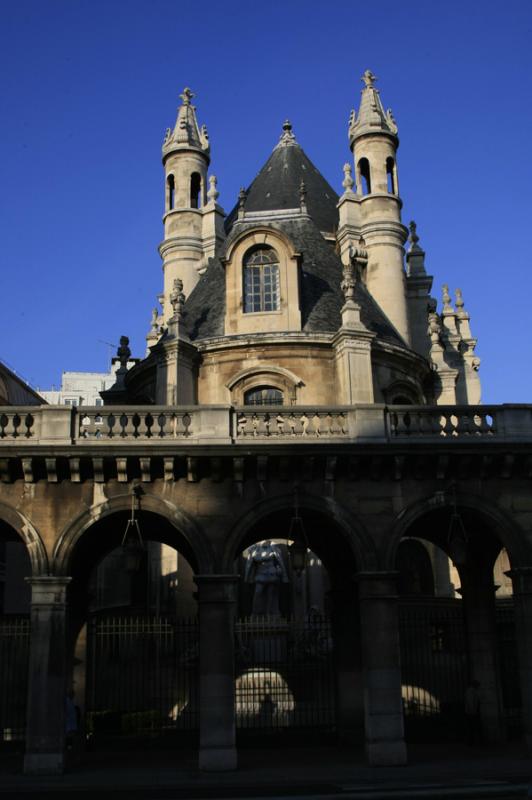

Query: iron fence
[86,615,198,739]
[0,616,30,742]
[235,616,335,730]
[496,600,522,737]
[399,599,468,739]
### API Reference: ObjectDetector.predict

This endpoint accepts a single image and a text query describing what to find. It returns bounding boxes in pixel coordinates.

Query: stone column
[507,568,532,752]
[461,565,504,742]
[357,571,407,766]
[24,577,71,775]
[195,574,239,771]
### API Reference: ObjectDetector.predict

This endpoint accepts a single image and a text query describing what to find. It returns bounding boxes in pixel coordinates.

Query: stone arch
[221,492,377,574]
[0,500,48,576]
[52,491,214,576]
[384,491,530,572]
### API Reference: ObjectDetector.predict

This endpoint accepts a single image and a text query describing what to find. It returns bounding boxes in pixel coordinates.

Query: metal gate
[399,599,468,740]
[399,598,522,741]
[86,615,198,742]
[0,616,30,743]
[235,615,335,732]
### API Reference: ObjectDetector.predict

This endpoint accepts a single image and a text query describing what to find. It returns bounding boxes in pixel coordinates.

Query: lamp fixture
[446,483,468,567]
[288,486,309,575]
[121,484,145,574]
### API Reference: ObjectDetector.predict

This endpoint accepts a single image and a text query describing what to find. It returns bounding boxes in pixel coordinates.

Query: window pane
[244,386,284,406]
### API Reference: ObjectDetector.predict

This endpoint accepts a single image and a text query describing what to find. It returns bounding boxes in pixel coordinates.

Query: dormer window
[244,386,284,406]
[243,247,280,313]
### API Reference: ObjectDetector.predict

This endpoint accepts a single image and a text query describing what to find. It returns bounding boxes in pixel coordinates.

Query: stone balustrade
[0,404,532,446]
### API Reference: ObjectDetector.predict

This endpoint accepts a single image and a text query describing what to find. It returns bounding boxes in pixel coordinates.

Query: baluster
[312,413,321,437]
[107,413,116,438]
[0,413,7,438]
[338,413,347,435]
[156,412,167,437]
[441,413,455,437]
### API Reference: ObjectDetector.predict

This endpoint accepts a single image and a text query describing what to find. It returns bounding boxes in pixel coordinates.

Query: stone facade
[0,73,530,775]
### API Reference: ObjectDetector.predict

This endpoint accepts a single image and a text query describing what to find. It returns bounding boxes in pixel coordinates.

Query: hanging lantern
[447,487,468,567]
[121,485,145,574]
[288,489,309,575]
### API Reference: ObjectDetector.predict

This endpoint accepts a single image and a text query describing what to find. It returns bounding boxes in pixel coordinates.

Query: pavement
[0,742,530,799]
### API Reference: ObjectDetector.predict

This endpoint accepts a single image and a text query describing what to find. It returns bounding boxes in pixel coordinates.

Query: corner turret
[159,89,225,322]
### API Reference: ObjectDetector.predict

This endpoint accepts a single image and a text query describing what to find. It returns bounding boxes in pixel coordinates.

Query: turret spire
[162,87,210,157]
[349,70,398,147]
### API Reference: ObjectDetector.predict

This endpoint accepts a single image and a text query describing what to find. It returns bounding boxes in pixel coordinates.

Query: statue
[244,540,289,616]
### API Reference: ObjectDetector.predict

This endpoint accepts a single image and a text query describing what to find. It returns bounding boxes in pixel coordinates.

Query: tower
[159,88,224,323]
[347,70,410,344]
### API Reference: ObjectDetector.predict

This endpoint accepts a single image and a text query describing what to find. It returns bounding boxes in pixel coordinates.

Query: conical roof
[348,70,398,146]
[162,87,210,160]
[225,122,339,234]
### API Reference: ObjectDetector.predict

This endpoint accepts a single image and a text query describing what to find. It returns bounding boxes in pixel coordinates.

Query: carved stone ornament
[117,336,131,370]
[342,163,355,192]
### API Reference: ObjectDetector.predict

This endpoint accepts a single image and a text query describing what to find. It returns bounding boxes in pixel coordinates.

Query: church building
[0,72,531,775]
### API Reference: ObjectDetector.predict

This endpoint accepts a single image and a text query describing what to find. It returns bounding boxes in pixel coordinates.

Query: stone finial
[408,220,420,251]
[207,175,219,204]
[200,124,209,149]
[150,307,159,334]
[299,179,307,213]
[362,69,377,88]
[170,278,186,321]
[342,163,355,192]
[276,119,297,148]
[238,187,247,219]
[428,310,442,346]
[117,336,131,370]
[179,87,194,105]
[341,260,357,303]
[455,288,465,313]
[442,284,453,314]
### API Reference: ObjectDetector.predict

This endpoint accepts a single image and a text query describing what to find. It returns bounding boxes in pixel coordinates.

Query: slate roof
[224,133,340,235]
[183,216,406,347]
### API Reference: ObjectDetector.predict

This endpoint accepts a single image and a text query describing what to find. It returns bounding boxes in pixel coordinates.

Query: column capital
[355,571,399,600]
[25,576,71,606]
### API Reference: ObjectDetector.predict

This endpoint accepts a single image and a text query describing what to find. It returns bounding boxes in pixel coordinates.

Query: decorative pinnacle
[408,220,421,251]
[442,284,453,313]
[150,308,159,334]
[238,187,247,209]
[299,179,307,211]
[179,87,194,105]
[117,336,131,371]
[362,69,377,88]
[342,163,355,192]
[455,288,464,311]
[207,175,219,204]
[170,278,185,320]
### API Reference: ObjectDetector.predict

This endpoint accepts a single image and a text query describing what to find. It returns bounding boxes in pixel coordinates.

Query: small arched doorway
[230,500,362,746]
[63,503,201,751]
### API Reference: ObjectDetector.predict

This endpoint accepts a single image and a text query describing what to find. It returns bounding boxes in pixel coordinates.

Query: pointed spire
[349,70,398,147]
[275,120,298,149]
[162,87,210,158]
[406,220,428,278]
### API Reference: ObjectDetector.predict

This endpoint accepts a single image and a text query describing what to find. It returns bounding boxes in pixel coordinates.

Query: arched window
[190,172,201,208]
[386,157,396,194]
[243,247,280,313]
[167,174,175,210]
[244,386,284,406]
[359,158,371,195]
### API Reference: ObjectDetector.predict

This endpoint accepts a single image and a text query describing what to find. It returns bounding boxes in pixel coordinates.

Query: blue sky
[1,0,531,403]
